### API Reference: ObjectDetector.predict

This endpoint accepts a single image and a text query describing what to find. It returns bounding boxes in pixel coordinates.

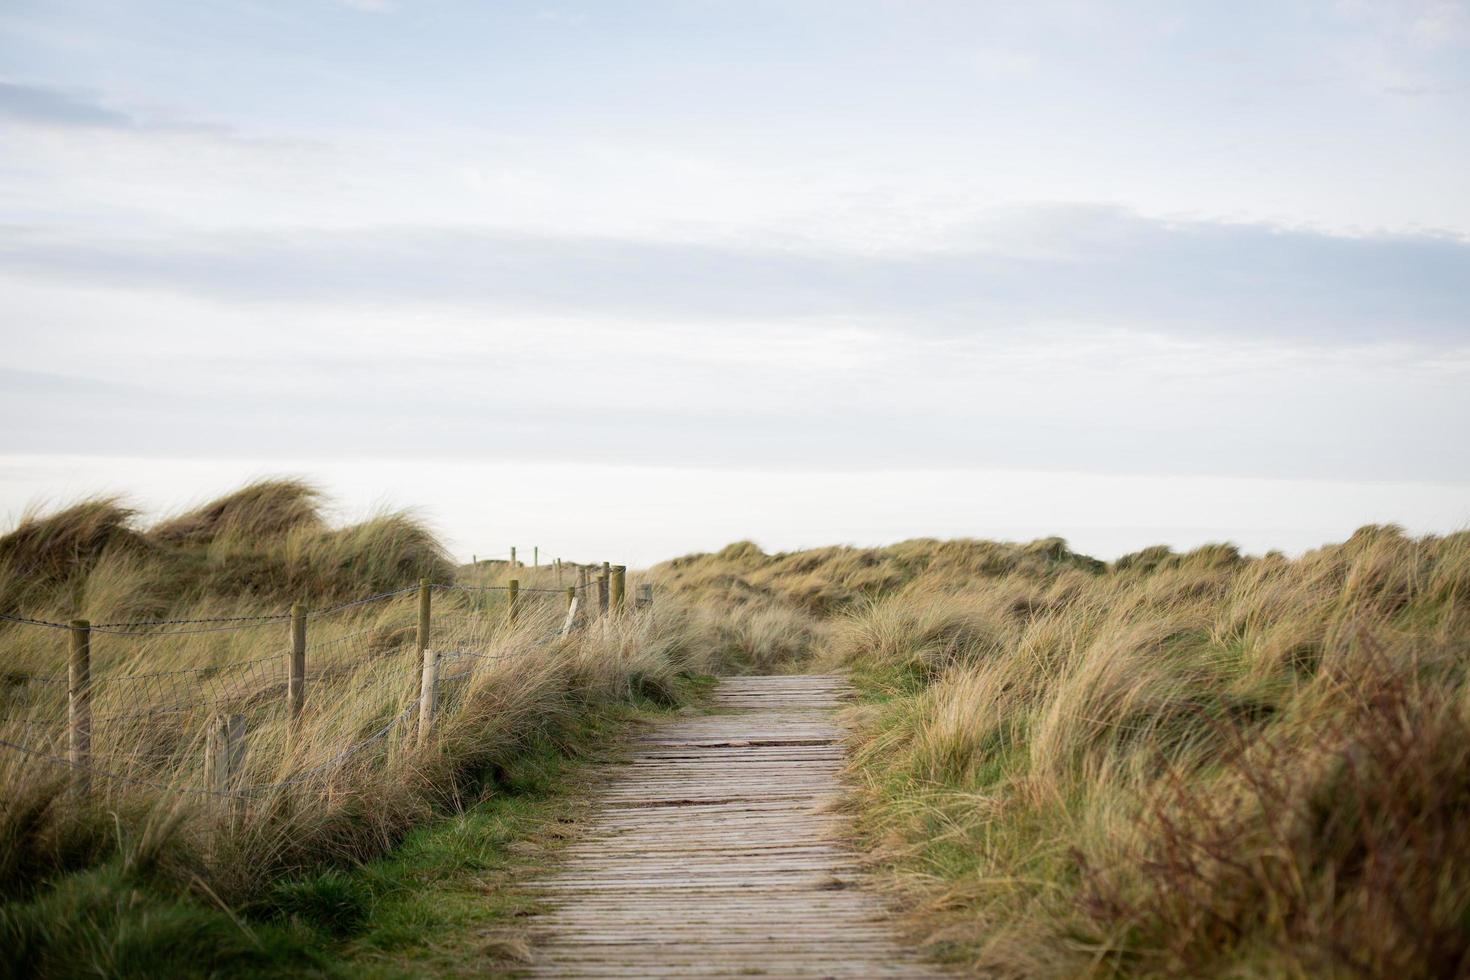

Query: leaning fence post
[560,592,580,637]
[288,601,306,736]
[611,565,626,615]
[508,579,520,624]
[207,713,246,824]
[418,648,439,746]
[68,619,91,796]
[416,578,431,670]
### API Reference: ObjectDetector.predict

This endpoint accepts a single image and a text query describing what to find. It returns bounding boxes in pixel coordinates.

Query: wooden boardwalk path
[522,674,944,978]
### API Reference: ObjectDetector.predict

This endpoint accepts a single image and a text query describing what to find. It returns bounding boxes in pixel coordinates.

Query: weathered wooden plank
[519,674,944,977]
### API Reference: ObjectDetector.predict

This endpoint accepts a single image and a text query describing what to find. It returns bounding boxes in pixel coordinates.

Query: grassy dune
[651,531,1470,977]
[7,481,1468,977]
[0,481,709,977]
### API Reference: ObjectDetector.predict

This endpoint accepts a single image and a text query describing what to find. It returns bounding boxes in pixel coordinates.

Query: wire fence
[0,564,650,807]
[0,690,422,799]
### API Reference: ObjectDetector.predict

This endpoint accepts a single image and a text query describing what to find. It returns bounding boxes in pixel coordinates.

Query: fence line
[0,693,423,800]
[92,612,292,629]
[0,561,653,811]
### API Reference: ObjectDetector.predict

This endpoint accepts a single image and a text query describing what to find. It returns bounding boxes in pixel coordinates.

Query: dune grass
[0,480,711,978]
[9,481,1470,977]
[650,528,1470,977]
[0,691,700,980]
[0,479,459,628]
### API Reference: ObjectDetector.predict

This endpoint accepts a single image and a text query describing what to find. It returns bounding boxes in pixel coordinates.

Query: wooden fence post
[637,583,654,626]
[418,648,439,746]
[68,619,91,796]
[288,601,306,735]
[510,546,517,570]
[416,578,431,670]
[207,713,246,823]
[508,579,520,624]
[534,546,539,568]
[555,558,563,588]
[598,564,610,617]
[560,590,579,638]
[611,565,626,615]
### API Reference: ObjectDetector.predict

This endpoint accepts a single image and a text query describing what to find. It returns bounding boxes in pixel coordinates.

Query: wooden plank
[520,674,946,977]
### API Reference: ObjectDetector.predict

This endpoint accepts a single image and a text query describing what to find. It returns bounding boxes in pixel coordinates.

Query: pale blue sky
[1,1,1467,561]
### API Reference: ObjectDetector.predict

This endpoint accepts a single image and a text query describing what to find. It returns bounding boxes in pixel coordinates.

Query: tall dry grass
[653,527,1470,977]
[0,479,458,632]
[0,481,705,965]
[11,481,1469,976]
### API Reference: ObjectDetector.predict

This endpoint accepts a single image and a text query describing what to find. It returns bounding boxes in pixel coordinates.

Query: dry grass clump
[827,590,1013,680]
[698,602,822,673]
[0,480,456,630]
[0,498,149,615]
[650,535,1095,670]
[0,581,705,906]
[657,535,1103,609]
[868,529,1470,976]
[1078,635,1470,978]
[659,525,1470,976]
[149,479,325,546]
[0,481,705,972]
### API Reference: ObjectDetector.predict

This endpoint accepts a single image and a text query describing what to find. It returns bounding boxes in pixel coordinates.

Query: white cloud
[4,207,1466,345]
[3,0,1469,552]
[4,260,1467,485]
[1411,1,1470,46]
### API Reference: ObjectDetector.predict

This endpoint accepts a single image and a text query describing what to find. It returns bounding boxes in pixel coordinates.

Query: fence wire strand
[0,691,423,799]
[1,571,640,805]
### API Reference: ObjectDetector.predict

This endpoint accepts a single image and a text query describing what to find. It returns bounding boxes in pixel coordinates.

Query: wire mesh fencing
[0,566,652,813]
